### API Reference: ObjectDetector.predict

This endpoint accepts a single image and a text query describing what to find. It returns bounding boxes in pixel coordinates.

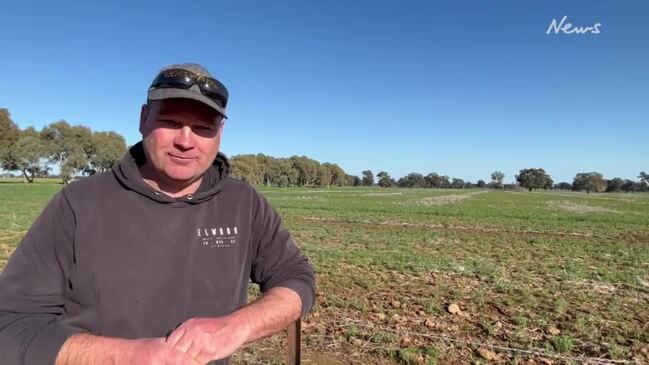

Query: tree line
[368,170,507,190]
[2,108,647,192]
[1,109,127,183]
[230,154,350,187]
[513,168,649,193]
[364,168,648,193]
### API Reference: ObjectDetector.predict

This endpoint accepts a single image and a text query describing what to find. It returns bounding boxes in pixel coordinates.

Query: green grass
[0,177,62,184]
[2,185,648,364]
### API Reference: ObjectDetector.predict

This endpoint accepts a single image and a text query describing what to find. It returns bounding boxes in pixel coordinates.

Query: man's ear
[139,103,149,134]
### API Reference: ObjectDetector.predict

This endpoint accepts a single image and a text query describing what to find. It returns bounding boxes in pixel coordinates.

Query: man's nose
[174,126,194,149]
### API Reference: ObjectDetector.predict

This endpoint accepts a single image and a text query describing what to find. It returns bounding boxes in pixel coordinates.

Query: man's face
[139,98,224,186]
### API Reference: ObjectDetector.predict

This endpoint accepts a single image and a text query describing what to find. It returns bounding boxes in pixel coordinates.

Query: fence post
[287,318,301,365]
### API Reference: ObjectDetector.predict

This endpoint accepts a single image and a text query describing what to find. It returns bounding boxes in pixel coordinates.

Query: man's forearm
[55,333,126,365]
[58,333,202,364]
[159,287,304,363]
[57,288,302,364]
[232,286,303,344]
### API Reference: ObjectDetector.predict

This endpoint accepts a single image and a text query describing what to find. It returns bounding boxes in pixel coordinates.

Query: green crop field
[1,184,648,364]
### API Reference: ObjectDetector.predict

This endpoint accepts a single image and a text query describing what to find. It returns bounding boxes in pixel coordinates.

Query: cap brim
[148,88,227,119]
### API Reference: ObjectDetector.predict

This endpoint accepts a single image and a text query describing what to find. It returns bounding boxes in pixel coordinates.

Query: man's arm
[55,334,201,365]
[55,334,123,365]
[0,191,84,365]
[166,287,301,363]
[233,286,302,343]
[57,286,300,363]
[166,191,315,364]
[248,192,316,317]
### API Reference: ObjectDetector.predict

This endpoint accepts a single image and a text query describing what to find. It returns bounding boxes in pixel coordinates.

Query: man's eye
[160,120,180,127]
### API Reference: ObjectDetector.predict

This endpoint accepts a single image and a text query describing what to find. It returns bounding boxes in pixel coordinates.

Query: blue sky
[1,0,647,183]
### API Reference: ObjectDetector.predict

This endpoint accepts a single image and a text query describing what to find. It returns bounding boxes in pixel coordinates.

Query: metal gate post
[287,319,301,365]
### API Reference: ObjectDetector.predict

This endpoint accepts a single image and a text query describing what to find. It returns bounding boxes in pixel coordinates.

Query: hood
[113,142,231,205]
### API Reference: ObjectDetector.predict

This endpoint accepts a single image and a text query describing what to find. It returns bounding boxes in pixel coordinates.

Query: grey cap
[147,63,228,119]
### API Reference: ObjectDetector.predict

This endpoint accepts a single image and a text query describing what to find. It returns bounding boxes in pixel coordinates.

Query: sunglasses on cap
[149,69,229,108]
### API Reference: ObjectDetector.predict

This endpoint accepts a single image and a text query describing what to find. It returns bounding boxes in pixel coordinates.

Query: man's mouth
[168,153,197,165]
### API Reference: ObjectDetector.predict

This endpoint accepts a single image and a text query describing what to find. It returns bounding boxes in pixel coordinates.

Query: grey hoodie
[0,143,316,365]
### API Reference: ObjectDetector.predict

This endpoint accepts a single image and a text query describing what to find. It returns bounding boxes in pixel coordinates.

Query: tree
[376,171,392,188]
[619,180,647,193]
[231,154,263,185]
[315,163,347,187]
[621,179,634,193]
[544,177,554,190]
[258,154,279,187]
[554,182,572,190]
[425,173,450,188]
[451,178,465,189]
[639,171,649,185]
[316,164,333,187]
[490,171,505,189]
[259,156,298,187]
[515,168,553,191]
[606,178,624,193]
[397,173,426,188]
[640,181,649,192]
[291,156,319,187]
[476,180,486,188]
[361,170,374,186]
[41,121,95,183]
[328,163,347,187]
[346,174,362,186]
[438,175,450,188]
[278,158,299,186]
[9,127,49,182]
[0,109,21,171]
[572,172,607,193]
[88,131,127,173]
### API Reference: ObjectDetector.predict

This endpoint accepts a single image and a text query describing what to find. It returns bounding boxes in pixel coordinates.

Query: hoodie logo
[197,226,238,248]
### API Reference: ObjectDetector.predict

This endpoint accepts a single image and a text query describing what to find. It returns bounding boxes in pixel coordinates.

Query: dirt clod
[547,326,561,335]
[424,318,436,328]
[477,348,499,361]
[448,303,462,315]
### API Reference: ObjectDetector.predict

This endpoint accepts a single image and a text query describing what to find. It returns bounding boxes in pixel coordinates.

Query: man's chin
[166,175,198,183]
[164,169,200,183]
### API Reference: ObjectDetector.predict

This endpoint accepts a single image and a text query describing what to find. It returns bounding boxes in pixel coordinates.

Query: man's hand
[166,316,250,364]
[124,338,205,365]
[165,287,301,363]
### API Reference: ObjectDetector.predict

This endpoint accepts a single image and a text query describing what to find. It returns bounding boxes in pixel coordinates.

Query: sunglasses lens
[201,89,227,108]
[199,80,228,107]
[151,70,228,109]
[156,76,194,89]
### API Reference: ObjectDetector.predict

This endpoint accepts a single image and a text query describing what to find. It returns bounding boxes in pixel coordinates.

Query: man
[0,63,316,365]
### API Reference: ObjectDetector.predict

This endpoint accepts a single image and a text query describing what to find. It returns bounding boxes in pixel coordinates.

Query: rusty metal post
[287,319,301,365]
